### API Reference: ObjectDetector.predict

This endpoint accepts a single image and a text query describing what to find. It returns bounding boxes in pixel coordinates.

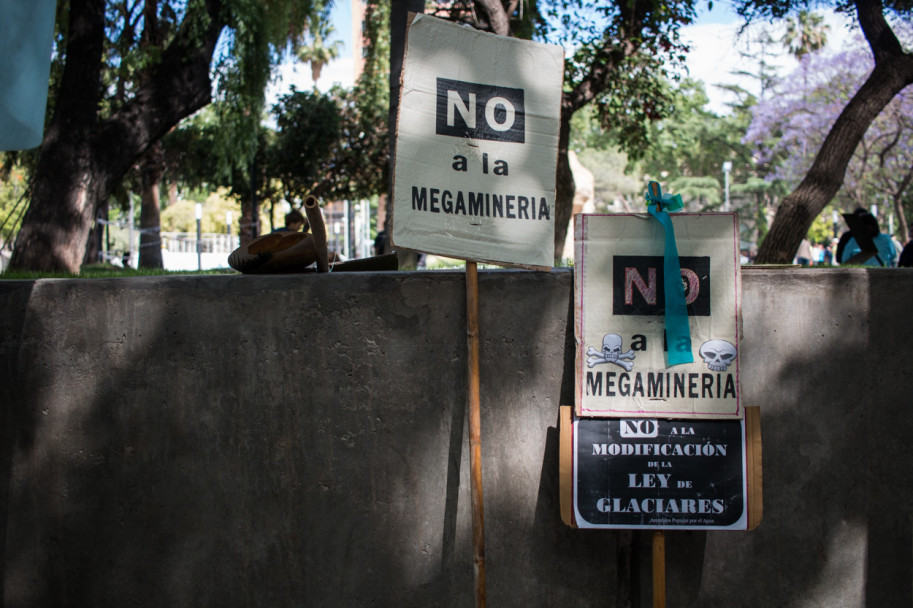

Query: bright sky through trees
[266,1,859,115]
[680,3,856,114]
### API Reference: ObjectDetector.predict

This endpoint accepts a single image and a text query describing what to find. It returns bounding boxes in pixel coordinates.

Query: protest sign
[572,416,749,530]
[574,213,742,419]
[391,14,564,269]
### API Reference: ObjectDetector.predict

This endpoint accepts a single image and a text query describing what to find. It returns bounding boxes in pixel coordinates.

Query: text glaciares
[411,186,551,220]
[595,497,725,515]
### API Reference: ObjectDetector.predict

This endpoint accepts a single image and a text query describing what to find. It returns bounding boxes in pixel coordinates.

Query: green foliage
[807,210,835,244]
[268,1,391,203]
[570,74,773,214]
[575,146,643,210]
[590,55,680,160]
[160,189,246,233]
[297,12,345,81]
[135,0,331,200]
[782,10,829,59]
[735,0,912,26]
[269,88,342,202]
[0,155,30,246]
[427,0,545,40]
[162,109,222,191]
[560,0,701,153]
[168,0,390,210]
[617,78,755,212]
[668,175,722,208]
[570,106,616,151]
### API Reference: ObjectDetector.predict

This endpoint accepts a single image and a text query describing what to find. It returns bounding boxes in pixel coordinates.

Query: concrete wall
[1,268,911,607]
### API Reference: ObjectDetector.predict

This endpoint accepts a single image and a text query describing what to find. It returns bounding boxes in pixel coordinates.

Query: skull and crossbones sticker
[586,333,636,371]
[698,339,737,371]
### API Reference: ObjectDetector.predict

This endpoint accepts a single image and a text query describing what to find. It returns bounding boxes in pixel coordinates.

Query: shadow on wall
[2,269,912,607]
[696,269,913,607]
[3,274,473,605]
[2,271,617,606]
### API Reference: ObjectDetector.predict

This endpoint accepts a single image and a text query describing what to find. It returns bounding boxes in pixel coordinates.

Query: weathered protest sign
[391,14,564,269]
[573,417,748,530]
[574,213,742,419]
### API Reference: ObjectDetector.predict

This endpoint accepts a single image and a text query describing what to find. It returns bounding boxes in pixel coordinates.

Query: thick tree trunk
[755,0,913,264]
[9,0,106,272]
[9,0,225,273]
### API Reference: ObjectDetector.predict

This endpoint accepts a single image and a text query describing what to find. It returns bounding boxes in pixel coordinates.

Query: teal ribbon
[645,182,693,367]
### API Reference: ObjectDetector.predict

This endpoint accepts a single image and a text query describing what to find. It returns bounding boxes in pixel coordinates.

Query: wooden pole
[303,196,329,272]
[652,531,666,608]
[466,260,487,608]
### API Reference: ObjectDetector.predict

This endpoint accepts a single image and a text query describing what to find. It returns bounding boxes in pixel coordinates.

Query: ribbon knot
[645,180,683,212]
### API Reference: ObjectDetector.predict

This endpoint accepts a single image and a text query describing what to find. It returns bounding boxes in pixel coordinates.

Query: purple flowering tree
[738,0,913,264]
[745,39,913,242]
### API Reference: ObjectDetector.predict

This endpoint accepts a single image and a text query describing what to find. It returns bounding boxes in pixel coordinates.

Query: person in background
[824,239,836,265]
[835,207,868,263]
[796,238,813,266]
[373,230,388,256]
[812,242,826,265]
[840,212,897,266]
[899,239,913,267]
[273,209,307,233]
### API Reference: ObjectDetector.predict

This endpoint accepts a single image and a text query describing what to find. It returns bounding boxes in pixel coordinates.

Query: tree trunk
[9,0,106,272]
[475,0,510,35]
[386,0,424,263]
[755,0,913,264]
[240,155,260,246]
[138,143,165,269]
[9,0,225,273]
[83,206,103,267]
[891,164,913,244]
[551,40,642,261]
[136,0,165,270]
[553,105,576,259]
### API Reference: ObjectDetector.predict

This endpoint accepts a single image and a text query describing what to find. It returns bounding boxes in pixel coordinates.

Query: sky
[265,1,862,116]
[680,2,859,114]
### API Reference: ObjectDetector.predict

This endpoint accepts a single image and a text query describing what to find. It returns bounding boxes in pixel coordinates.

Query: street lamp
[195,203,203,272]
[722,162,732,212]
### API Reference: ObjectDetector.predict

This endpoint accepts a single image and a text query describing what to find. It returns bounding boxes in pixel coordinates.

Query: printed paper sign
[574,213,741,419]
[573,417,748,529]
[391,14,564,269]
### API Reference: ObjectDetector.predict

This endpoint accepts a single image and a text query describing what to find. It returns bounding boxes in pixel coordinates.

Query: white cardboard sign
[391,14,564,269]
[574,213,742,419]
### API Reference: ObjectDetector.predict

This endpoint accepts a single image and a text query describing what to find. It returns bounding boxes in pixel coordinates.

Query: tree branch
[856,0,904,64]
[96,0,226,189]
[474,0,510,35]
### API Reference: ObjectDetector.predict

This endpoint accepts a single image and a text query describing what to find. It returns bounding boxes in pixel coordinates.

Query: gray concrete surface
[1,268,911,607]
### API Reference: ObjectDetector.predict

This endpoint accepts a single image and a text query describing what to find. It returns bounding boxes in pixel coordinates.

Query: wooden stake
[466,261,487,608]
[304,195,329,272]
[652,531,666,608]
